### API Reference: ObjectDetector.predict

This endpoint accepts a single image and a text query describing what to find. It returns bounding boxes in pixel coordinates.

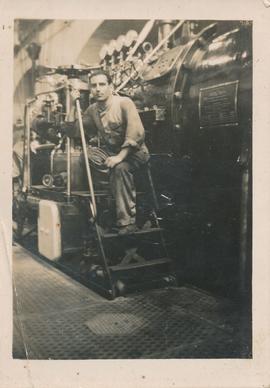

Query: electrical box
[38,200,62,260]
[38,199,84,260]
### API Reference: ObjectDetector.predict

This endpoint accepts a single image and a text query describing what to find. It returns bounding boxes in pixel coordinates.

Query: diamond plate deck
[13,244,251,359]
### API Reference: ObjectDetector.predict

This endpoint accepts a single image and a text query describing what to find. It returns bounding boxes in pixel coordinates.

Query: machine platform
[13,244,251,359]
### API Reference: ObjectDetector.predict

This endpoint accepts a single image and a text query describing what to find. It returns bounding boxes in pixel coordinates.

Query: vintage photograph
[12,19,252,360]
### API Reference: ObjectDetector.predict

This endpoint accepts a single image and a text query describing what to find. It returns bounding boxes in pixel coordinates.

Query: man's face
[90,74,112,102]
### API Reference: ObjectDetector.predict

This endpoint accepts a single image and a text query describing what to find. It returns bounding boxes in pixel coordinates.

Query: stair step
[101,227,163,239]
[110,257,171,272]
[71,191,110,198]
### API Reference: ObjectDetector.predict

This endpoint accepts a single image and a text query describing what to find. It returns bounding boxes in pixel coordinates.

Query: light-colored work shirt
[72,95,149,158]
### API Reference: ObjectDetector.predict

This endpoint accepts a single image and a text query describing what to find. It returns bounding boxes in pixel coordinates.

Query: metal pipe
[238,115,251,297]
[31,60,36,97]
[146,164,159,211]
[50,137,64,176]
[50,149,55,175]
[126,20,155,62]
[66,137,71,197]
[26,104,31,190]
[239,164,250,295]
[116,20,185,92]
[65,87,72,197]
[75,99,97,218]
[158,20,176,48]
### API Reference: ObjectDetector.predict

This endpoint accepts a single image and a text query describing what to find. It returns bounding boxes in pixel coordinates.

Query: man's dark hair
[89,69,112,85]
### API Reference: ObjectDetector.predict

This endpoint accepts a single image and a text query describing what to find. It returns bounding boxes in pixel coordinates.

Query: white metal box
[38,200,62,260]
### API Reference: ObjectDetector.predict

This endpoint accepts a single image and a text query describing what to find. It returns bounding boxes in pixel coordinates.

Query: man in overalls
[67,70,150,234]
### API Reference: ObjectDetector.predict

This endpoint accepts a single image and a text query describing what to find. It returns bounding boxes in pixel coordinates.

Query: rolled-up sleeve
[120,97,145,150]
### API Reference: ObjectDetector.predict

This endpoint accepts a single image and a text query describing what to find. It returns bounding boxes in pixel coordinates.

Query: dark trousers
[110,151,149,226]
[84,145,149,226]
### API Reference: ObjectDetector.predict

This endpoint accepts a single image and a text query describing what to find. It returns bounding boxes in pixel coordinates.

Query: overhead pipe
[116,20,185,92]
[158,20,176,49]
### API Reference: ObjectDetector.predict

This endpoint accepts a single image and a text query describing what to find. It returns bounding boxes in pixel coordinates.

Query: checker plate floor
[13,245,251,359]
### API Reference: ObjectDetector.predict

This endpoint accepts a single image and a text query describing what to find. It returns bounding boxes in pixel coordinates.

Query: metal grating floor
[13,245,251,359]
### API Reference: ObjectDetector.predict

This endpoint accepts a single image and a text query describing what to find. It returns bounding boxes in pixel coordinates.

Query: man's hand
[70,89,80,103]
[105,155,123,168]
[66,89,80,122]
[104,147,130,168]
[30,140,40,154]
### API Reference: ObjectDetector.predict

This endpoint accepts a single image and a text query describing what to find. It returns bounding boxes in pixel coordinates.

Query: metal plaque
[199,81,239,128]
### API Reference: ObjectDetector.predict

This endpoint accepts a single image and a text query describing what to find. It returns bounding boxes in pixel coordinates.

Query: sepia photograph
[1,1,270,387]
[12,18,252,360]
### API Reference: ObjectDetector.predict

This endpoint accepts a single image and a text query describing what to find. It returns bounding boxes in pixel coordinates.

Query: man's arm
[105,97,145,169]
[105,147,130,168]
[120,97,145,150]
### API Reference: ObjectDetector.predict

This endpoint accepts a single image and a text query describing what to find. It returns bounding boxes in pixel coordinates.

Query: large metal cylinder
[129,22,252,296]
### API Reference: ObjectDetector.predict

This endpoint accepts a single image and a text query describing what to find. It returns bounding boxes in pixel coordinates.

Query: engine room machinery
[13,20,252,299]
